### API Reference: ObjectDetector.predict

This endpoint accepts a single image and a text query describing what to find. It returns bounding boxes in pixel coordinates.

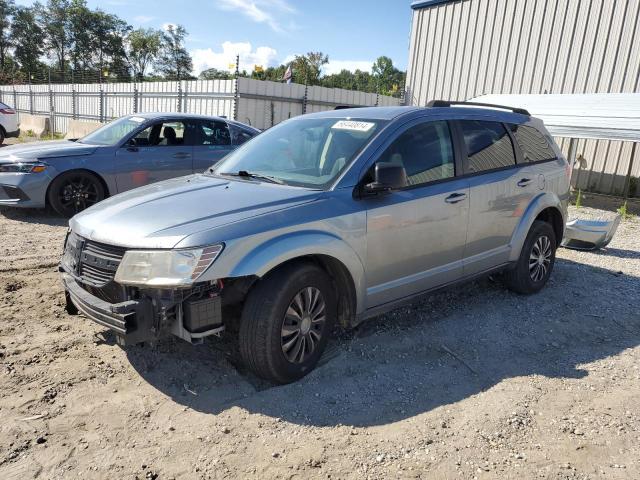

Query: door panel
[114,121,194,192]
[192,120,233,171]
[456,120,538,276]
[365,179,470,307]
[363,119,469,308]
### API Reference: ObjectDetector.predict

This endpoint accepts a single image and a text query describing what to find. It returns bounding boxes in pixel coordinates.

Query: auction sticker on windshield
[331,120,375,132]
[130,116,145,123]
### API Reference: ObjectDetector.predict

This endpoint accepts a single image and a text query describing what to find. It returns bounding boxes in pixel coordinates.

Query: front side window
[375,120,455,186]
[133,121,187,147]
[509,124,556,163]
[214,117,385,188]
[231,126,256,146]
[459,120,516,173]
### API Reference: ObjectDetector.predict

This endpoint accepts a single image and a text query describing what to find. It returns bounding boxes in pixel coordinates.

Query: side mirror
[364,162,407,194]
[125,138,138,152]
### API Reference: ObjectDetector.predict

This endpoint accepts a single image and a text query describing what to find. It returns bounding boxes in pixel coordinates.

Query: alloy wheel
[529,235,552,282]
[281,287,326,364]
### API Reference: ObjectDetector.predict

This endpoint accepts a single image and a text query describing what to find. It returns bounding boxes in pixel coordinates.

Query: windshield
[213,117,386,188]
[78,115,147,145]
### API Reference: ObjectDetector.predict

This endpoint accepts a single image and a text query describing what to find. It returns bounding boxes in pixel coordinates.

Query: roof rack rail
[426,100,530,116]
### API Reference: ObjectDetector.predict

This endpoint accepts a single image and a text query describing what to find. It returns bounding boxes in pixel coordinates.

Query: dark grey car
[60,102,570,383]
[0,113,259,216]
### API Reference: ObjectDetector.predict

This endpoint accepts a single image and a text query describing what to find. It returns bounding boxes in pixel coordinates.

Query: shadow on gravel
[0,206,68,227]
[123,257,640,428]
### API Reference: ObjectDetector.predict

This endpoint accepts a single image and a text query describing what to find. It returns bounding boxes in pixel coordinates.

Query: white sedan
[0,102,19,144]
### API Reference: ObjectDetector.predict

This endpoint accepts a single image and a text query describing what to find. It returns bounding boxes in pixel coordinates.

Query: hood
[0,140,99,162]
[70,174,321,248]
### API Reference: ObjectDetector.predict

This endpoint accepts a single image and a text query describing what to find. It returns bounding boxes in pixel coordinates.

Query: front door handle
[445,192,467,204]
[172,152,191,159]
[517,178,532,187]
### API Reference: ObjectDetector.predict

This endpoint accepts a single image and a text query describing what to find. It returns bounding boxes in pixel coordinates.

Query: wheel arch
[509,192,565,262]
[225,231,365,325]
[45,168,110,208]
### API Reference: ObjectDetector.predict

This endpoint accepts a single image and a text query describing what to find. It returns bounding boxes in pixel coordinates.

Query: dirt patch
[0,206,639,479]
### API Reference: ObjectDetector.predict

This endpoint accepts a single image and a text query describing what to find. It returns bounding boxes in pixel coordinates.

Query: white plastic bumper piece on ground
[561,215,621,251]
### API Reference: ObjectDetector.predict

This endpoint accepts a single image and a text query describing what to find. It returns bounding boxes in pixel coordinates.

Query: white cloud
[191,41,279,74]
[134,15,155,24]
[162,23,175,31]
[324,60,374,75]
[216,0,296,33]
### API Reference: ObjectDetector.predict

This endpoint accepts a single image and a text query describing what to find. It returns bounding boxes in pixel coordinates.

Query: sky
[16,0,413,75]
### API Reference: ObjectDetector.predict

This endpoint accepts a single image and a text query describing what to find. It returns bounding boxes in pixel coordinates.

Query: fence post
[29,86,33,114]
[48,86,55,138]
[12,87,17,113]
[99,88,105,122]
[71,87,77,120]
[233,54,239,121]
[623,143,638,200]
[302,80,308,115]
[183,81,188,113]
[177,82,182,112]
[133,85,139,113]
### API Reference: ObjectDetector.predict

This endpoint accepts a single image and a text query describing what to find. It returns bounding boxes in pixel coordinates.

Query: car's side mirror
[363,162,408,194]
[124,138,138,152]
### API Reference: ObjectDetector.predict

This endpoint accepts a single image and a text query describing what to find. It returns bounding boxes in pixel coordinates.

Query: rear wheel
[0,128,5,145]
[504,220,557,294]
[239,263,336,384]
[48,171,105,217]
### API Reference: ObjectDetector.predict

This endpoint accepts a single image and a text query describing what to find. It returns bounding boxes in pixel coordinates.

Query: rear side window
[231,126,256,146]
[510,124,556,163]
[377,120,455,186]
[459,120,516,173]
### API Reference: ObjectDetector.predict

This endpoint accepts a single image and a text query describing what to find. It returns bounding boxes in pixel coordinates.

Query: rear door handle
[172,152,191,159]
[445,192,467,204]
[517,178,532,187]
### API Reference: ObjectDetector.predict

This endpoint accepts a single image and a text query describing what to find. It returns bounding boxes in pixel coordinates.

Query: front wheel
[239,263,336,384]
[48,171,105,217]
[504,220,557,294]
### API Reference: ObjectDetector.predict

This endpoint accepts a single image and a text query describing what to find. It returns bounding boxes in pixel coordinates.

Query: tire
[239,262,336,384]
[504,220,557,294]
[48,171,105,217]
[0,128,5,145]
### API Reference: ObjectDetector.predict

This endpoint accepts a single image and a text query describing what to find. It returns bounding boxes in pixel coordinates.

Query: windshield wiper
[221,170,285,185]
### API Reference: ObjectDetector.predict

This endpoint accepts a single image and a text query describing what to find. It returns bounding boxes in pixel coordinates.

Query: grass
[574,189,582,209]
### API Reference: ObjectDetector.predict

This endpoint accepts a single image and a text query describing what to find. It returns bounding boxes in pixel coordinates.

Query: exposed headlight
[114,244,224,287]
[0,162,47,173]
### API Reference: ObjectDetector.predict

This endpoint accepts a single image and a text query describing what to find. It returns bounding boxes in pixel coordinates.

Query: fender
[228,230,367,313]
[508,191,564,262]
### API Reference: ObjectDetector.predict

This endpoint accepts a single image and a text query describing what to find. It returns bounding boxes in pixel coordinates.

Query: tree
[292,51,328,84]
[87,10,130,77]
[0,0,16,69]
[371,56,405,97]
[10,6,45,74]
[155,24,193,80]
[126,28,162,80]
[37,0,74,73]
[199,67,233,80]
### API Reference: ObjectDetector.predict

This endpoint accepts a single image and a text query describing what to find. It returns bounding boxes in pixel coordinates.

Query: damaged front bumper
[61,271,225,346]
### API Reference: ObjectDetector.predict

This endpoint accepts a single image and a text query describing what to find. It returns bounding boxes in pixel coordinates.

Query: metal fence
[0,78,402,132]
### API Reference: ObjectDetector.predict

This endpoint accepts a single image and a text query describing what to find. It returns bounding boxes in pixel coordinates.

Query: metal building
[406,0,640,196]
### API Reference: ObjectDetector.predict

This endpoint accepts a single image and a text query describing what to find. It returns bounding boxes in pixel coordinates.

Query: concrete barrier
[64,120,103,140]
[18,114,50,138]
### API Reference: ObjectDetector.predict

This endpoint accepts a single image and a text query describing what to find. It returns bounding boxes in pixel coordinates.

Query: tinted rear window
[459,120,516,173]
[510,124,556,163]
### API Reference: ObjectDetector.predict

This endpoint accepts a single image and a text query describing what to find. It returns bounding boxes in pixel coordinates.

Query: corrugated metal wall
[0,79,401,134]
[407,0,640,196]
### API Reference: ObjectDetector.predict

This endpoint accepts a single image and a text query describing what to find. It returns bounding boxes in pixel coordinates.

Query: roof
[411,0,455,9]
[470,93,640,142]
[303,106,421,121]
[126,112,259,131]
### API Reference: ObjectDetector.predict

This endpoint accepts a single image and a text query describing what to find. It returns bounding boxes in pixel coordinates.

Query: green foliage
[10,6,44,73]
[574,189,582,209]
[0,0,17,68]
[155,24,193,80]
[125,28,162,79]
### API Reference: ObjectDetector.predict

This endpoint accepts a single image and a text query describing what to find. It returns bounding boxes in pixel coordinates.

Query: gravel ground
[0,205,639,480]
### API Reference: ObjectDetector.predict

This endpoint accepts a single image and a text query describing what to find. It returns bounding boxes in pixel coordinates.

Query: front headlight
[114,244,223,287]
[0,162,47,173]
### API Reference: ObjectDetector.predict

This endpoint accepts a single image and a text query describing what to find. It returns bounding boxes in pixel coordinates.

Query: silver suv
[60,102,569,383]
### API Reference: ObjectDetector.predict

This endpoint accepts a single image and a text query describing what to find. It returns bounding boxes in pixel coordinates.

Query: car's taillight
[0,108,15,114]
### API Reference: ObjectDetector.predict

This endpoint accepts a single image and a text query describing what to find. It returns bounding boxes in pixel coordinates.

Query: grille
[65,235,128,304]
